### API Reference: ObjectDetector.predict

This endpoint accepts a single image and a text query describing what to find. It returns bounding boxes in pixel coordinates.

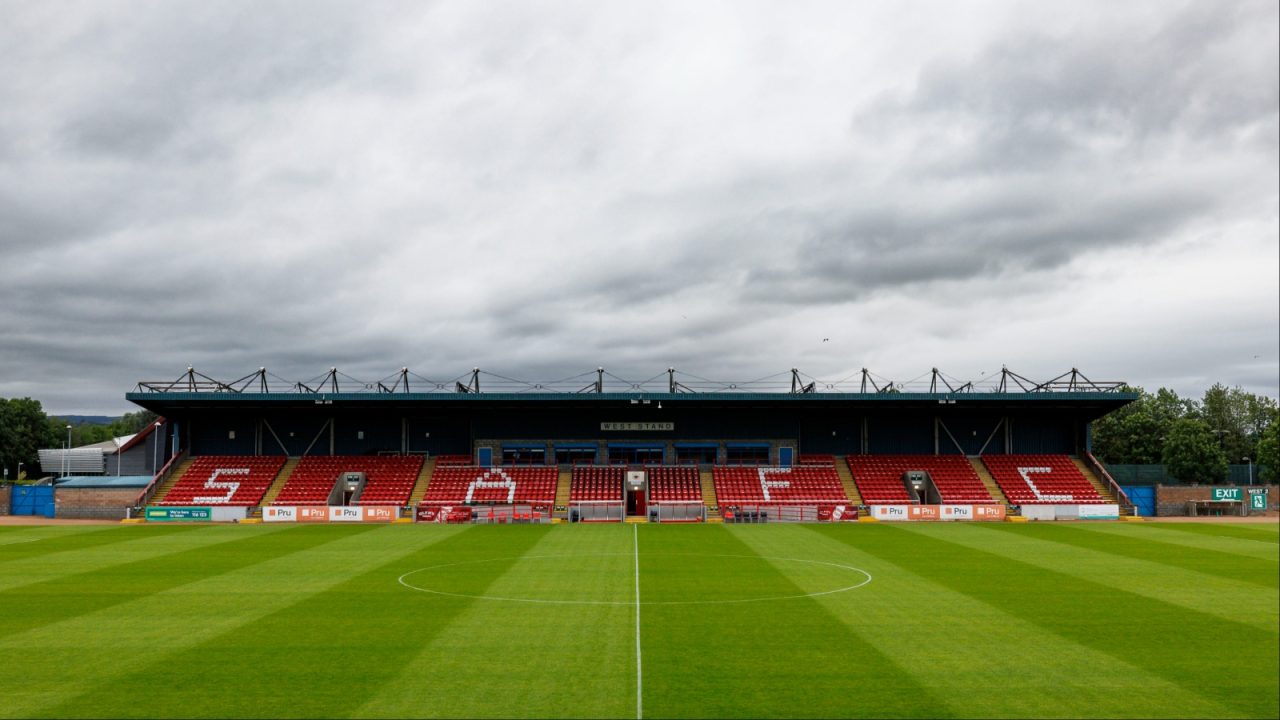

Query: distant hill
[55,415,121,426]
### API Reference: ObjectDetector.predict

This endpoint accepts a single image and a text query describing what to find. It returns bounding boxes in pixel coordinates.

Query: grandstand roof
[126,366,1137,417]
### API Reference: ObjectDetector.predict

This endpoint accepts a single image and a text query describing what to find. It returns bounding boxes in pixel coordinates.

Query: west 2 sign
[1247,488,1268,510]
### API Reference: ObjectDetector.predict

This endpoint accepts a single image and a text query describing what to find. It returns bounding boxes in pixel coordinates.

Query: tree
[1162,418,1229,484]
[1200,384,1276,464]
[0,397,60,479]
[1092,386,1193,464]
[1256,409,1280,482]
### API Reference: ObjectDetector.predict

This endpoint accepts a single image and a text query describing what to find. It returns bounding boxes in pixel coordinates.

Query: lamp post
[64,424,72,478]
[17,462,23,481]
[153,421,162,475]
[1244,456,1253,485]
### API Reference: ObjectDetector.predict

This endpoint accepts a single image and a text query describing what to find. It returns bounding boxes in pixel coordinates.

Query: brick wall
[1155,485,1278,516]
[0,485,8,515]
[54,487,138,520]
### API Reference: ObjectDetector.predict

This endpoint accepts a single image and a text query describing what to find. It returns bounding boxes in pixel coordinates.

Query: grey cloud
[0,1,1275,413]
[858,1,1278,172]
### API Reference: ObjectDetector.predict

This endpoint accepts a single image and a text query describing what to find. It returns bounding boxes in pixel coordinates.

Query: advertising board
[872,504,1006,522]
[871,505,911,521]
[262,506,399,523]
[145,506,211,521]
[1077,503,1120,520]
[263,506,295,523]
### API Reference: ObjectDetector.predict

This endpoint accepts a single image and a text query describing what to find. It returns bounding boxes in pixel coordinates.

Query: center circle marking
[398,553,872,605]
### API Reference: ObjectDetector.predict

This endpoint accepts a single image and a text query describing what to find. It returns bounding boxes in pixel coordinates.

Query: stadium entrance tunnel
[398,553,871,605]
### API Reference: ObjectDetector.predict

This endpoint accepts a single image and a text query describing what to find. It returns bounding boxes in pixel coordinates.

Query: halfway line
[634,523,643,720]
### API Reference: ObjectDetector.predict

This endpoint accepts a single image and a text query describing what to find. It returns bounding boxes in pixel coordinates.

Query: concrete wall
[54,487,137,520]
[1155,485,1278,517]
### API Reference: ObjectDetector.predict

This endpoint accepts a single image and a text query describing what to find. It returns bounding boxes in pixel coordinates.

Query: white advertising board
[329,506,364,522]
[263,506,296,523]
[1077,503,1120,520]
[871,505,910,521]
[940,504,973,521]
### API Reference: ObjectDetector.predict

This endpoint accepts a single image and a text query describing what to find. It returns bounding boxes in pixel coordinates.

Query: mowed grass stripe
[0,524,202,567]
[2,525,462,719]
[639,524,949,719]
[0,524,330,639]
[916,523,1278,634]
[360,525,636,719]
[1146,522,1280,545]
[785,524,1238,719]
[0,525,258,594]
[43,526,553,719]
[982,523,1279,588]
[877,524,1278,716]
[1071,523,1280,563]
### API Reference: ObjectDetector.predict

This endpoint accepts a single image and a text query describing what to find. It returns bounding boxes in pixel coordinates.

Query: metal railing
[1084,452,1136,516]
[133,450,186,509]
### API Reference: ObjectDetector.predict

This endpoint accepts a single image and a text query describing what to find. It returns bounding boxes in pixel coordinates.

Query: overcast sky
[1,0,1277,414]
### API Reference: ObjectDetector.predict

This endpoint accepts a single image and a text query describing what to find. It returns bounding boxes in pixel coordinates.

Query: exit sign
[1212,488,1242,501]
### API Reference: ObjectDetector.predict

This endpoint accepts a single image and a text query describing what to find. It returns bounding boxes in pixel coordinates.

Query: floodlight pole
[153,421,162,475]
[64,424,72,478]
[1244,457,1253,485]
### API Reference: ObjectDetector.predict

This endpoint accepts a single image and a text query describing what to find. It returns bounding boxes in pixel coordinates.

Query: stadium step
[969,457,1010,506]
[1121,515,1145,522]
[554,467,572,508]
[149,457,195,505]
[624,515,647,523]
[699,469,718,512]
[407,457,438,507]
[1071,457,1121,506]
[1005,515,1029,523]
[837,456,863,504]
[258,457,300,507]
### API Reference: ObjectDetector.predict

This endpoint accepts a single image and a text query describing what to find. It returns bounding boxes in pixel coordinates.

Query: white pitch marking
[634,524,643,720]
[397,553,873,605]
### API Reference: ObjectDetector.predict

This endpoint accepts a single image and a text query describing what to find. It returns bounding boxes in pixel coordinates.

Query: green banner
[1212,488,1242,501]
[145,506,212,521]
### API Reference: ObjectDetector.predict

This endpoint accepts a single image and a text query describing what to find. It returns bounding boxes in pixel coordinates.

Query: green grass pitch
[0,521,1276,719]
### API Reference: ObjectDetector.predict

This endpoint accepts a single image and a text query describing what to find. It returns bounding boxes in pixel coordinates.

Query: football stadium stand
[157,455,285,506]
[424,466,558,506]
[647,466,702,503]
[982,454,1106,504]
[797,454,836,466]
[570,466,624,502]
[269,455,422,506]
[845,455,917,504]
[712,465,848,505]
[846,455,994,504]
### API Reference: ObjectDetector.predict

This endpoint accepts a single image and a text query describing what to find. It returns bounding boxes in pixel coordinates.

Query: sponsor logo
[330,506,363,521]
[908,505,940,520]
[263,507,299,522]
[299,507,329,522]
[973,505,1007,520]
[362,507,396,522]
